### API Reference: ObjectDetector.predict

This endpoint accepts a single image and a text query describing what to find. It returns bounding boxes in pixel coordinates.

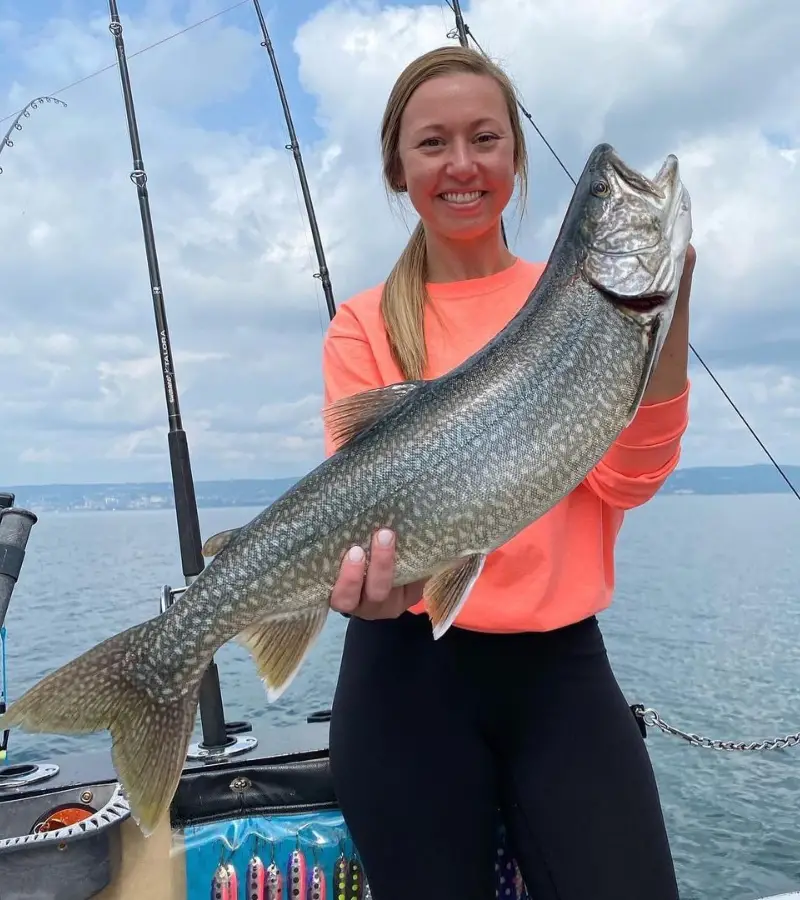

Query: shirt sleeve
[320,304,386,457]
[583,380,690,510]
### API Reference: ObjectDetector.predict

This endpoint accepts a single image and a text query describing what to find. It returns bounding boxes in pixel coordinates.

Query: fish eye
[591,179,610,197]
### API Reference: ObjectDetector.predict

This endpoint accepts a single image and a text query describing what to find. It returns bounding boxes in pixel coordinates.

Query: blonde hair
[379,45,528,380]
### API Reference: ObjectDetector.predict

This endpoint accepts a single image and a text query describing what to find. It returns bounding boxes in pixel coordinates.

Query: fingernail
[377,528,393,547]
[347,545,365,563]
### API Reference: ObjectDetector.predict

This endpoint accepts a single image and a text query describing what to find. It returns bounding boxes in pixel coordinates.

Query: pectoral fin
[425,553,486,639]
[323,381,424,451]
[236,605,329,702]
[201,527,241,557]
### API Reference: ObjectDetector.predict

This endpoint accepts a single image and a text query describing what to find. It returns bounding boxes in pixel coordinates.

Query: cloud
[0,0,798,487]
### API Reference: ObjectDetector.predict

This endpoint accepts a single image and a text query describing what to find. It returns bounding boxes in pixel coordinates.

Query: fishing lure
[346,856,363,900]
[265,859,283,900]
[287,848,307,898]
[333,852,348,900]
[493,842,528,899]
[499,855,516,896]
[211,862,238,900]
[512,859,527,900]
[308,864,327,900]
[247,854,266,900]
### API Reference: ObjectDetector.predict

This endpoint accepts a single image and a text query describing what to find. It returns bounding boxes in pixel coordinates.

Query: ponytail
[379,220,428,381]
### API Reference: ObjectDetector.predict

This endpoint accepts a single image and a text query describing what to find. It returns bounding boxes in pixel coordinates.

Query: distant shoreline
[4,464,799,513]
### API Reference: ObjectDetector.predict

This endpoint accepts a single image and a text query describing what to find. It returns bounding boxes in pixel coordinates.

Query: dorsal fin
[201,527,241,557]
[323,381,423,451]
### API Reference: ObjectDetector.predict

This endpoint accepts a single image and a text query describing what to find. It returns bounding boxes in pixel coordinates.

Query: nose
[445,137,479,180]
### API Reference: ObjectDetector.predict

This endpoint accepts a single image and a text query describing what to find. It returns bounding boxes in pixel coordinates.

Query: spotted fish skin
[0,143,693,838]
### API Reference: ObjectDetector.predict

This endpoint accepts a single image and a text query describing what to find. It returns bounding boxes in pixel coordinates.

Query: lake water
[2,494,800,900]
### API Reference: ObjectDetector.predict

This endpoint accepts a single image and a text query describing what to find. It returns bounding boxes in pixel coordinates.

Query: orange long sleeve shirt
[321,257,689,634]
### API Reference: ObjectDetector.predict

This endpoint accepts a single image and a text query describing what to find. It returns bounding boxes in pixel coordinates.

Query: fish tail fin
[0,619,202,836]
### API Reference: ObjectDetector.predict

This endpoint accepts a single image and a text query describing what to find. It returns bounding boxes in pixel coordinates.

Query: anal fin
[237,605,329,702]
[323,381,423,451]
[425,553,486,639]
[202,527,241,557]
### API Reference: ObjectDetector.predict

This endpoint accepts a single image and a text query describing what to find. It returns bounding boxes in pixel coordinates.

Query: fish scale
[0,142,693,837]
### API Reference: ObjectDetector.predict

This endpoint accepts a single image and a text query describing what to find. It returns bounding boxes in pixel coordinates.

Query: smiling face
[393,72,519,243]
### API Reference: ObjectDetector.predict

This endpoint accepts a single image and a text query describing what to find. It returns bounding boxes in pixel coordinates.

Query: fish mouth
[614,293,669,312]
[607,148,679,201]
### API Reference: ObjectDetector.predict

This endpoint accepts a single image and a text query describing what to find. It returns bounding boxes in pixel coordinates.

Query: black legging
[329,611,679,900]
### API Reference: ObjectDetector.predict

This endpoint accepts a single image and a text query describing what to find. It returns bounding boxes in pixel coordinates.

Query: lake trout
[0,142,692,836]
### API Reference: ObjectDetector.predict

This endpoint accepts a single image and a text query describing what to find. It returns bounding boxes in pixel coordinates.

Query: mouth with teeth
[618,294,668,312]
[439,190,487,207]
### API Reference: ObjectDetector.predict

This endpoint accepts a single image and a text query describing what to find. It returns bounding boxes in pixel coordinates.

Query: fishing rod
[251,0,336,320]
[443,0,800,502]
[0,96,67,176]
[449,0,469,46]
[106,0,238,755]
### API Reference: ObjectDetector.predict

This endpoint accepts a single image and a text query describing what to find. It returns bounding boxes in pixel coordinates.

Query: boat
[1,2,798,898]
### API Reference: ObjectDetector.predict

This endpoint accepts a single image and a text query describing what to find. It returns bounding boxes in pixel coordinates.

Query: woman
[321,45,695,900]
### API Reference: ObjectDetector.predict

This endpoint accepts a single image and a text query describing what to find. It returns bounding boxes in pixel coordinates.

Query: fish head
[575,143,692,340]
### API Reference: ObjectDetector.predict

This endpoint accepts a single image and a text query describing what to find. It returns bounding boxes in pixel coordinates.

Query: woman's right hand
[329,528,427,619]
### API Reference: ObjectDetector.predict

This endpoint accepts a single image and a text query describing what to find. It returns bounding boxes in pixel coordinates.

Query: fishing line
[443,0,800,502]
[0,0,250,128]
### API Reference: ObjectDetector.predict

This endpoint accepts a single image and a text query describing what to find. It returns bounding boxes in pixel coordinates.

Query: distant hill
[4,478,300,513]
[659,464,800,496]
[4,465,799,512]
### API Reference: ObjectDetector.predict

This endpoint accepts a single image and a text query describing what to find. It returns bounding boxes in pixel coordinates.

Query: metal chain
[635,706,800,752]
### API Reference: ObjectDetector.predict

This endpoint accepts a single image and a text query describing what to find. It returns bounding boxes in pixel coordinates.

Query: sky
[0,0,797,487]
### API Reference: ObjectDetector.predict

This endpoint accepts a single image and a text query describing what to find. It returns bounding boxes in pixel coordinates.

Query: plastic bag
[182,810,531,899]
